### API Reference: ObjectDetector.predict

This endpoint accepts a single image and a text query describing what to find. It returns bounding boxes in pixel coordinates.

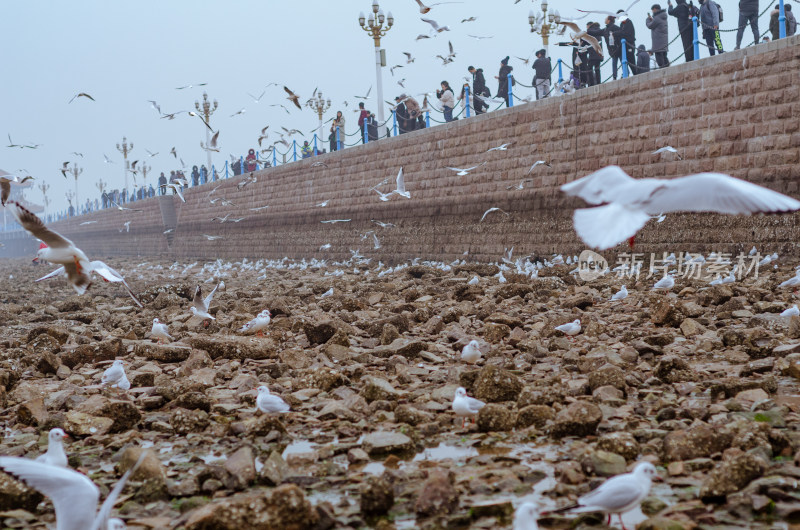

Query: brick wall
[2,36,799,263]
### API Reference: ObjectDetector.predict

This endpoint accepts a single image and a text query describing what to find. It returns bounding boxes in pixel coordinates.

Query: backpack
[715,1,723,22]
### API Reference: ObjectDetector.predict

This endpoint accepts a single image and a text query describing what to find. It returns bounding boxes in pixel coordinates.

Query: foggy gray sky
[2,0,750,213]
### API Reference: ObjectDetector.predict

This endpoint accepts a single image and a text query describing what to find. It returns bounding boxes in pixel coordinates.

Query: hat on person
[651,4,661,10]
[638,44,646,50]
[467,65,475,71]
[535,49,546,57]
[501,56,509,65]
[359,102,365,108]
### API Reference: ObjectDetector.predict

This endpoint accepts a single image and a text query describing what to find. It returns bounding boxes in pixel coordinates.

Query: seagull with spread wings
[284,86,302,109]
[577,0,641,18]
[0,452,146,530]
[175,83,207,90]
[446,163,485,176]
[9,201,92,293]
[68,92,95,103]
[391,167,410,198]
[0,175,33,206]
[414,0,464,14]
[561,165,800,250]
[556,20,604,56]
[36,259,143,307]
[191,283,219,326]
[421,17,451,32]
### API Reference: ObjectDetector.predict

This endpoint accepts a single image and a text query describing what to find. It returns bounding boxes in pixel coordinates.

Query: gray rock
[473,365,523,402]
[360,475,394,516]
[477,404,515,432]
[260,451,288,486]
[362,431,414,456]
[581,449,627,477]
[372,338,426,359]
[596,432,641,461]
[183,484,319,529]
[515,404,555,429]
[361,376,400,402]
[699,453,766,501]
[224,446,256,490]
[0,470,43,511]
[414,468,459,516]
[550,401,603,438]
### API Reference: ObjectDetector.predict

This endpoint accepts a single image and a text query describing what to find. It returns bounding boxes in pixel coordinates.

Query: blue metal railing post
[425,110,430,128]
[313,133,318,155]
[507,73,514,107]
[392,110,398,136]
[692,16,699,59]
[255,152,260,171]
[363,120,368,143]
[557,59,564,83]
[465,85,471,118]
[272,148,277,167]
[336,126,341,151]
[240,156,244,175]
[779,0,787,38]
[621,38,629,78]
[292,140,297,161]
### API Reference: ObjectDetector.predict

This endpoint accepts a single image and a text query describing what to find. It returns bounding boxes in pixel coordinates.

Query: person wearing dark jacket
[735,0,760,48]
[599,16,622,79]
[531,50,552,98]
[637,45,651,72]
[617,12,638,74]
[366,112,379,141]
[395,97,410,134]
[770,4,797,38]
[584,23,603,85]
[699,0,724,55]
[646,4,670,67]
[496,56,513,107]
[157,172,167,195]
[468,66,489,114]
[668,0,695,61]
[191,166,200,187]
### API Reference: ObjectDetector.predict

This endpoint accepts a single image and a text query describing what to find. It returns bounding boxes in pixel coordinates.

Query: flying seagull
[0,175,34,206]
[527,160,552,173]
[480,207,509,223]
[284,86,302,109]
[487,142,513,152]
[576,0,641,19]
[421,17,451,32]
[391,167,410,198]
[446,163,485,176]
[414,0,464,14]
[175,83,207,90]
[561,165,800,250]
[247,90,266,103]
[652,146,683,160]
[68,92,95,103]
[36,260,143,307]
[0,452,146,530]
[556,20,603,55]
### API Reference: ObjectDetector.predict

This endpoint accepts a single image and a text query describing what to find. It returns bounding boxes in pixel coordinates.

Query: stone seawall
[2,36,799,263]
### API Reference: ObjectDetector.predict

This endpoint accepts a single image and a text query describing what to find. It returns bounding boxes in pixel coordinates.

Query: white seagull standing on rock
[35,428,68,468]
[555,319,581,339]
[547,462,659,530]
[452,387,485,428]
[101,360,130,391]
[461,340,482,364]
[781,305,800,317]
[0,452,146,530]
[513,502,540,530]
[652,275,675,290]
[560,166,800,250]
[240,309,272,336]
[150,318,173,344]
[256,385,290,413]
[611,285,628,301]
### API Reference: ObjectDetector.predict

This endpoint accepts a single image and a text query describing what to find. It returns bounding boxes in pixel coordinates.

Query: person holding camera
[437,81,455,122]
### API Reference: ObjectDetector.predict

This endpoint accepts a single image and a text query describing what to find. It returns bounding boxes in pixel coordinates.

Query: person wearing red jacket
[357,102,369,143]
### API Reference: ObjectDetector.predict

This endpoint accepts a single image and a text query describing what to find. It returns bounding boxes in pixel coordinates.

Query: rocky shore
[0,255,799,529]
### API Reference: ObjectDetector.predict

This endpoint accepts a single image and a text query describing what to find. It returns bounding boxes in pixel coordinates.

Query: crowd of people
[11,1,793,226]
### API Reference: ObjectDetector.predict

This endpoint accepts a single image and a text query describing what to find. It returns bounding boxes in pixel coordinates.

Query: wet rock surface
[0,256,799,528]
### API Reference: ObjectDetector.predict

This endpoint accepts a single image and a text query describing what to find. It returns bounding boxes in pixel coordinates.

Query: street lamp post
[140,162,151,188]
[529,1,559,57]
[195,92,218,171]
[306,92,331,154]
[65,190,75,216]
[359,1,394,132]
[116,137,133,191]
[68,163,83,210]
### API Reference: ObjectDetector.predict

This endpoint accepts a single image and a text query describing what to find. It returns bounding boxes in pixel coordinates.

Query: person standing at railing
[735,0,760,49]
[668,0,695,61]
[637,44,652,72]
[148,184,155,197]
[583,27,604,86]
[617,12,639,73]
[601,16,622,79]
[437,81,455,122]
[698,0,724,55]
[496,56,513,107]
[531,49,552,98]
[646,4,671,68]
[366,112,379,141]
[332,111,345,148]
[357,102,369,143]
[770,4,797,39]
[301,141,313,158]
[467,66,490,114]
[200,165,208,184]
[245,149,257,172]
